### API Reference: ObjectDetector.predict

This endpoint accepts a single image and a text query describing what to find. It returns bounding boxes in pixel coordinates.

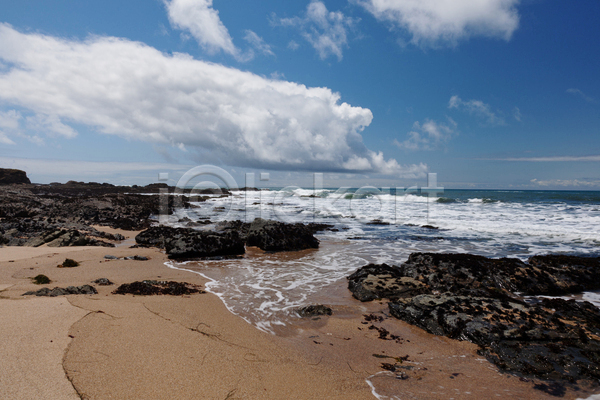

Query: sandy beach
[1,227,598,399]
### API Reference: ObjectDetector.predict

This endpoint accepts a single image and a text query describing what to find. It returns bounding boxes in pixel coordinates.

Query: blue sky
[0,0,598,189]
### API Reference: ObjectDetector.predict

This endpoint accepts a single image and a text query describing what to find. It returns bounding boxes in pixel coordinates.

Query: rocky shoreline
[347,253,600,393]
[2,169,600,397]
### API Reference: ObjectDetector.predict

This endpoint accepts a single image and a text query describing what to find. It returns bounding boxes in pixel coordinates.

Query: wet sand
[0,228,599,399]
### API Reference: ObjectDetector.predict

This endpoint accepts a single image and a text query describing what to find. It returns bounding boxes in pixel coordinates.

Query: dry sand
[0,228,599,399]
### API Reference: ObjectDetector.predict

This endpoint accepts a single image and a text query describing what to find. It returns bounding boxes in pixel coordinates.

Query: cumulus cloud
[394,118,456,150]
[449,95,504,125]
[273,1,356,61]
[0,24,422,177]
[164,0,239,56]
[566,88,595,103]
[243,30,275,57]
[356,0,520,47]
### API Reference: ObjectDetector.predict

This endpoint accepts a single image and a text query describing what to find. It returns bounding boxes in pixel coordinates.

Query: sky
[0,0,598,189]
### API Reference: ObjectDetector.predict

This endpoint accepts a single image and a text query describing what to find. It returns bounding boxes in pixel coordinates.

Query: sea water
[165,189,600,333]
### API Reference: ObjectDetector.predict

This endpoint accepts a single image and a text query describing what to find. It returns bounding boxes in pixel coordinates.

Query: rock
[124,255,149,261]
[389,294,600,384]
[46,230,115,248]
[134,226,177,248]
[526,254,600,295]
[347,263,426,302]
[113,280,203,295]
[245,218,319,252]
[104,255,118,259]
[297,304,333,317]
[367,219,390,225]
[58,258,79,268]
[32,274,51,285]
[93,278,113,286]
[347,252,600,387]
[136,226,245,259]
[23,285,97,296]
[0,168,31,184]
[165,230,245,259]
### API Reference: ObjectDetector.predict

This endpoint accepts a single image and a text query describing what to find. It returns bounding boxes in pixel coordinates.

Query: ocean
[165,188,600,333]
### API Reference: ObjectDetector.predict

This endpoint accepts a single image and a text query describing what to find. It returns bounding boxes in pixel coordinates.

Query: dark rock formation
[135,226,245,259]
[32,274,51,285]
[23,285,97,296]
[245,218,319,252]
[526,254,600,295]
[93,278,113,286]
[297,304,333,317]
[347,263,426,302]
[113,280,203,295]
[389,294,600,384]
[347,253,600,388]
[58,258,79,268]
[0,183,196,240]
[0,168,30,184]
[395,252,600,296]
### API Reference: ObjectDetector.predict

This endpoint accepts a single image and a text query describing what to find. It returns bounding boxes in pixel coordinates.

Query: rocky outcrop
[389,294,600,384]
[139,218,325,257]
[0,183,196,236]
[135,226,245,259]
[0,168,30,184]
[245,218,320,252]
[390,252,600,296]
[347,253,600,388]
[23,285,98,296]
[113,280,203,295]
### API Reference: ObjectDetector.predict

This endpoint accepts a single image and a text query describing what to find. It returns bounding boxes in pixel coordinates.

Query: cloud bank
[356,0,520,46]
[0,24,423,177]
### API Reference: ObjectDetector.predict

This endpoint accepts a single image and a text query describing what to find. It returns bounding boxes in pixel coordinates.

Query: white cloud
[449,95,504,125]
[0,24,422,177]
[243,30,274,57]
[26,113,77,138]
[513,106,521,122]
[164,0,238,57]
[531,178,600,188]
[394,118,456,150]
[274,1,356,61]
[493,155,600,162]
[0,109,21,145]
[356,0,520,47]
[566,88,595,103]
[288,40,300,50]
